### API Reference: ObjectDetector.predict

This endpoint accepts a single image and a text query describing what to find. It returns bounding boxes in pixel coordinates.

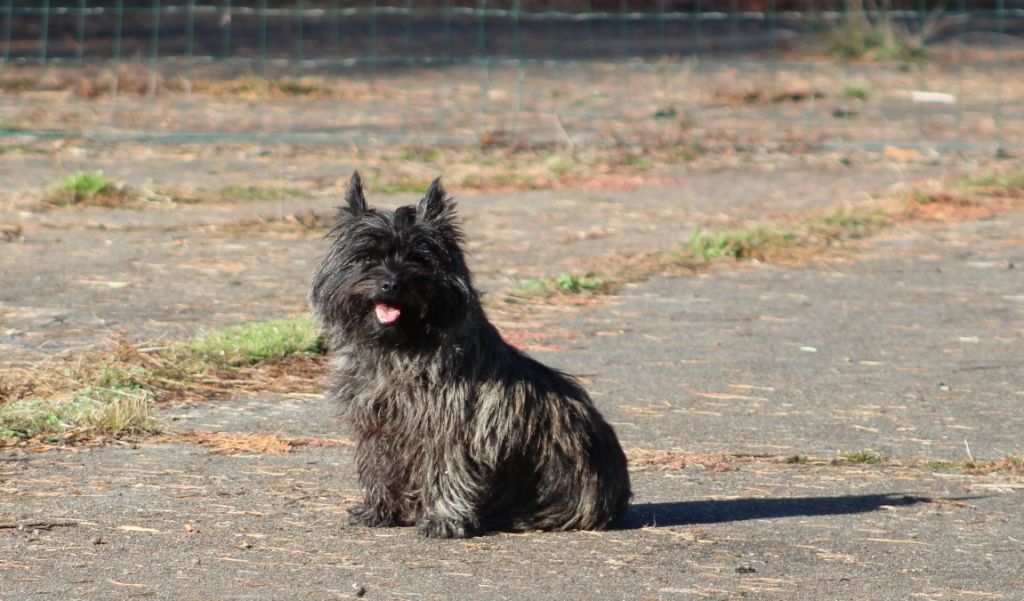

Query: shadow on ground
[621,493,934,529]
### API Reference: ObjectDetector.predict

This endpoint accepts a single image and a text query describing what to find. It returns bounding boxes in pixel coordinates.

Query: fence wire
[1,2,1022,150]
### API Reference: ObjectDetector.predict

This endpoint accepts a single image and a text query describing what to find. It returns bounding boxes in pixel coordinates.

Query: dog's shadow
[618,493,938,529]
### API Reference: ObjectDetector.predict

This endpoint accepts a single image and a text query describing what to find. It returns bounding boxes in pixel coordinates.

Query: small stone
[91,535,104,545]
[352,583,367,598]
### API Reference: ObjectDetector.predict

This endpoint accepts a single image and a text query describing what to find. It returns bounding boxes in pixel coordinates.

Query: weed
[75,388,159,437]
[842,85,870,101]
[214,184,309,202]
[688,225,796,261]
[0,391,157,441]
[520,273,606,296]
[825,1,955,61]
[46,171,134,207]
[398,147,444,162]
[959,170,1024,195]
[833,450,885,465]
[811,207,891,239]
[922,455,1023,474]
[555,274,605,293]
[364,172,430,195]
[184,316,326,367]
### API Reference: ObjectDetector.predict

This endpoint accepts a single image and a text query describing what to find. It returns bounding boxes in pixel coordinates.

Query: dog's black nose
[380,280,399,294]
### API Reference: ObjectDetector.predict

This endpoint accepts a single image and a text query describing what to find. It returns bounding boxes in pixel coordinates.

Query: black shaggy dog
[309,172,630,538]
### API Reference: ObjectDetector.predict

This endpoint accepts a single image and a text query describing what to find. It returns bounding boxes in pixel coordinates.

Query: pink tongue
[374,303,401,324]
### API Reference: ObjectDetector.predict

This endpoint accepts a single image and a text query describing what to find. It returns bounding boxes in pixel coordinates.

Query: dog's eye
[352,256,376,266]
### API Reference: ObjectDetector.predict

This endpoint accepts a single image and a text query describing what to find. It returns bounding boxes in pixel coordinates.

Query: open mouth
[373,302,402,325]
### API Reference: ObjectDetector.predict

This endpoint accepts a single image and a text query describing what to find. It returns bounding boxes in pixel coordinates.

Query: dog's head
[310,172,475,351]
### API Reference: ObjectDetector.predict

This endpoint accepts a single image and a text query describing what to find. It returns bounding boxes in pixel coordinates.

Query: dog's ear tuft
[345,171,368,215]
[416,177,451,223]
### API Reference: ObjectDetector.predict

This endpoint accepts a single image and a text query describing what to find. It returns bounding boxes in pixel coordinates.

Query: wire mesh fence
[1,1,1022,150]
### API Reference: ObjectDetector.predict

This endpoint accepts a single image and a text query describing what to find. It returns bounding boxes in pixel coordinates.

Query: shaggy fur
[309,172,631,538]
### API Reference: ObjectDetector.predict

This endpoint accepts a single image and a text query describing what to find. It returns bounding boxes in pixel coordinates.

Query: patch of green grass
[616,152,653,170]
[520,273,606,296]
[214,184,309,203]
[46,170,134,207]
[183,316,326,367]
[364,173,430,195]
[959,170,1024,194]
[842,85,870,101]
[398,147,444,162]
[554,274,605,293]
[833,450,886,465]
[923,454,1024,474]
[810,206,892,240]
[826,11,927,62]
[688,225,797,261]
[61,171,114,198]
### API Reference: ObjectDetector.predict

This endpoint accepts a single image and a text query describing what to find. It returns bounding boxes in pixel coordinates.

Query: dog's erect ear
[345,171,368,215]
[416,177,451,223]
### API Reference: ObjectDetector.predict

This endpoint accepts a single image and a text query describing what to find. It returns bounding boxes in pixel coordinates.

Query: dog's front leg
[416,451,485,539]
[348,434,413,528]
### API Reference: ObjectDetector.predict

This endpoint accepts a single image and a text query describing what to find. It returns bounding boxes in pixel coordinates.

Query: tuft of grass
[211,75,326,98]
[46,171,134,207]
[398,147,444,162]
[842,85,870,101]
[922,454,1024,474]
[810,206,892,240]
[554,274,605,293]
[825,4,937,62]
[0,391,157,441]
[364,173,431,195]
[184,316,326,367]
[688,225,797,261]
[959,170,1024,195]
[833,450,886,466]
[520,273,606,296]
[213,184,310,203]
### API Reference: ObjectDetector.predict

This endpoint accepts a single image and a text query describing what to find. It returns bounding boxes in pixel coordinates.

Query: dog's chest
[332,350,451,429]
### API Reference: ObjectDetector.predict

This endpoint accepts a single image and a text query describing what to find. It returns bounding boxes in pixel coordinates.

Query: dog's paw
[417,517,475,539]
[347,504,400,527]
